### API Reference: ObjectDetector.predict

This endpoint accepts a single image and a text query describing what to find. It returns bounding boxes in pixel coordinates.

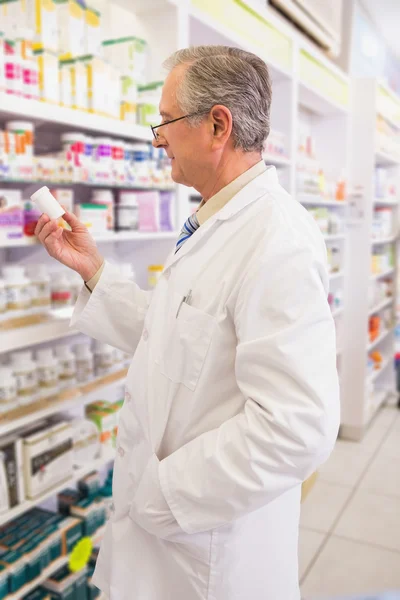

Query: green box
[0,550,26,593]
[0,565,8,600]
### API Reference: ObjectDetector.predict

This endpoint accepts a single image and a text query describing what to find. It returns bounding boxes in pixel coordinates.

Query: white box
[85,6,102,56]
[0,435,25,513]
[22,420,73,499]
[57,0,86,58]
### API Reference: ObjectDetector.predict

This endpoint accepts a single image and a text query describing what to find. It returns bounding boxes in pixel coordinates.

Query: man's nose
[152,136,167,149]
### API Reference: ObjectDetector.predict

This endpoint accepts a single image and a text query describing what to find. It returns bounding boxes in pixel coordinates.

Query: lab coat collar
[164,166,278,272]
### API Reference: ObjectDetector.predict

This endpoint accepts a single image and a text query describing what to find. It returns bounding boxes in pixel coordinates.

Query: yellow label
[70,0,83,19]
[86,7,100,27]
[191,0,292,72]
[37,54,44,92]
[299,50,349,108]
[69,537,93,573]
[43,0,55,12]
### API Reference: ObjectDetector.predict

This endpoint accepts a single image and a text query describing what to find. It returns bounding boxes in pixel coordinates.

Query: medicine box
[0,435,25,514]
[21,421,73,499]
[0,189,23,243]
[44,564,87,600]
[56,0,86,59]
[34,48,59,104]
[30,0,59,52]
[85,7,102,56]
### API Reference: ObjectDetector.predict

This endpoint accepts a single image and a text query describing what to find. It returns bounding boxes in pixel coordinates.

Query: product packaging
[0,435,25,514]
[116,191,138,231]
[55,345,76,389]
[75,203,108,234]
[137,191,159,232]
[3,265,32,318]
[0,189,23,243]
[102,36,147,82]
[0,550,26,594]
[85,403,116,448]
[34,48,59,104]
[35,349,59,398]
[137,81,163,126]
[69,419,100,467]
[31,0,59,51]
[4,39,22,96]
[159,191,175,231]
[91,190,114,230]
[11,350,38,405]
[0,367,18,414]
[74,342,94,382]
[22,421,73,499]
[44,564,87,600]
[85,6,102,56]
[57,0,86,59]
[51,273,72,308]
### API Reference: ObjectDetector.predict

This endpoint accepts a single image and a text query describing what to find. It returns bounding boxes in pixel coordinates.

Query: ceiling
[361,0,400,58]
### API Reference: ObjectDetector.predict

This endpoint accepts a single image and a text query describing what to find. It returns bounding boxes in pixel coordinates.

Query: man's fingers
[38,220,58,245]
[62,210,81,230]
[34,213,50,237]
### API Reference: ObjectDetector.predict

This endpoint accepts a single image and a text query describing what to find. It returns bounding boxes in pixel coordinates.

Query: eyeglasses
[151,110,210,141]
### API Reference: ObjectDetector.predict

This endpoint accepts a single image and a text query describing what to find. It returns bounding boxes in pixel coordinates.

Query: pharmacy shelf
[298,195,348,207]
[5,526,106,600]
[375,150,400,167]
[368,297,394,316]
[0,369,127,437]
[371,235,398,245]
[262,153,291,167]
[367,326,394,352]
[0,307,75,353]
[5,556,69,600]
[370,267,395,281]
[0,93,152,142]
[331,306,344,318]
[0,231,178,249]
[0,178,175,192]
[374,198,399,207]
[298,80,349,117]
[329,270,345,281]
[367,356,392,384]
[365,389,391,428]
[0,447,115,528]
[323,233,346,242]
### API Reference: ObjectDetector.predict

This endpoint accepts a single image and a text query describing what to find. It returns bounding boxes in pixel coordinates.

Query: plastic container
[75,342,94,383]
[116,191,138,231]
[93,137,112,183]
[75,203,108,234]
[0,366,18,408]
[93,341,115,377]
[11,351,38,405]
[130,143,151,185]
[27,265,51,312]
[55,345,76,388]
[0,279,7,319]
[51,273,72,308]
[91,189,114,230]
[2,265,31,316]
[36,349,59,397]
[61,132,85,172]
[23,198,42,238]
[30,186,65,220]
[148,265,163,288]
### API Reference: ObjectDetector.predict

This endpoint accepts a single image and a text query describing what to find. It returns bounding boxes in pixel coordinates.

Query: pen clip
[176,289,192,318]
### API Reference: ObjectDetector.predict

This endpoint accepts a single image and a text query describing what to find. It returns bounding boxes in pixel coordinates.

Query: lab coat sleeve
[155,239,340,535]
[70,261,151,354]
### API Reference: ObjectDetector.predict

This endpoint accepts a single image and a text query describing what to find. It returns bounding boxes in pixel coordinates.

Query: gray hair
[163,45,272,153]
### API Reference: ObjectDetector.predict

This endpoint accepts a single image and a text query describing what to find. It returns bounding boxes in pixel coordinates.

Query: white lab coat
[71,167,340,600]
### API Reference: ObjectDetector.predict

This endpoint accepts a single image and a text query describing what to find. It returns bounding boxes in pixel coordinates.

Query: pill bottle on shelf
[2,265,32,317]
[75,342,94,383]
[27,265,51,313]
[116,191,139,231]
[93,341,116,377]
[36,348,59,397]
[55,345,76,388]
[0,366,18,413]
[11,351,38,405]
[51,272,72,308]
[0,278,7,320]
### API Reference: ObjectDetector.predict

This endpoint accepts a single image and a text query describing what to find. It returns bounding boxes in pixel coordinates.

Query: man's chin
[170,168,190,187]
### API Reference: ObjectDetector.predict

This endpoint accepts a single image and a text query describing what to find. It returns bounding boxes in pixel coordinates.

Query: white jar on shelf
[36,348,59,397]
[93,341,116,377]
[0,279,7,320]
[55,344,76,388]
[27,265,51,313]
[0,366,18,413]
[2,265,31,317]
[11,350,38,405]
[51,272,72,308]
[74,342,94,383]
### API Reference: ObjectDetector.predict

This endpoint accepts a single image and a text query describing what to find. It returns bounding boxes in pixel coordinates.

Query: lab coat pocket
[156,293,216,391]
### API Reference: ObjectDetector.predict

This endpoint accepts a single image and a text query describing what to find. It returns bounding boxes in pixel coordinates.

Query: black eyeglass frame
[151,110,210,140]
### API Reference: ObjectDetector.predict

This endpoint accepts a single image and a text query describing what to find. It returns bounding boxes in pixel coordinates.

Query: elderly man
[35,46,340,600]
